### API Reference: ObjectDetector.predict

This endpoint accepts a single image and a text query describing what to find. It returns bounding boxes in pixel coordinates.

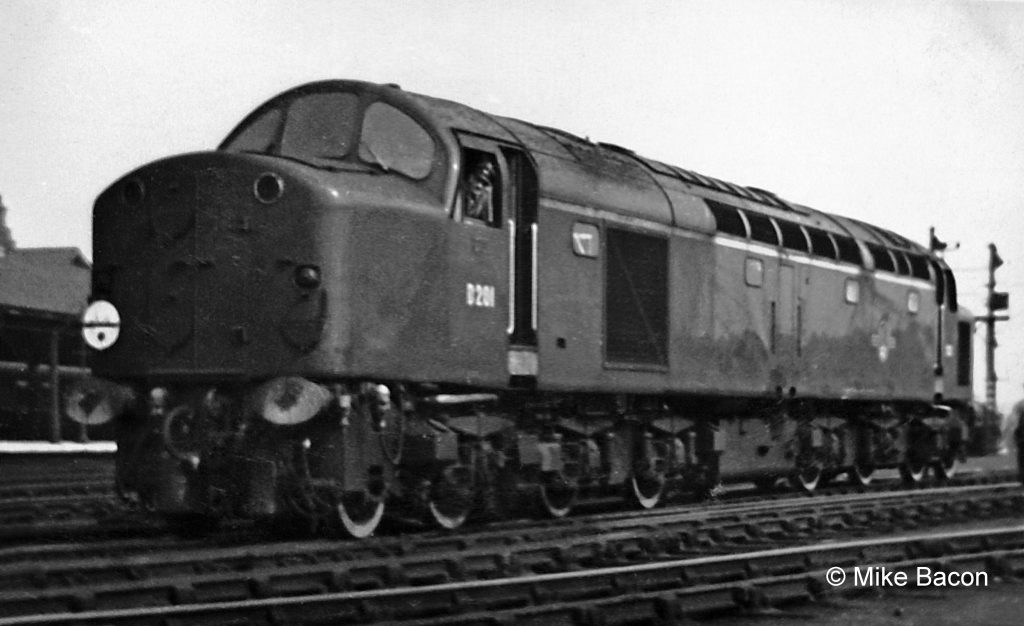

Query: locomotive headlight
[81,300,121,351]
[294,265,321,289]
[254,172,284,204]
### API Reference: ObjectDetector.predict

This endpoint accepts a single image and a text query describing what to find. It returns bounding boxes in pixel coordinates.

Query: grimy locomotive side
[70,80,973,537]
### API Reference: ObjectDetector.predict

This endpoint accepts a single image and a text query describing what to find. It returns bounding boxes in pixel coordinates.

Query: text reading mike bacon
[825,566,988,588]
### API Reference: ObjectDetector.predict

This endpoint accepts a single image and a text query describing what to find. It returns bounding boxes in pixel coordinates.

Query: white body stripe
[543,198,934,292]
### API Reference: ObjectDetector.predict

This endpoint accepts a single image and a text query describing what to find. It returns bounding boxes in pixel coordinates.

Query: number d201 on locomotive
[68,80,973,537]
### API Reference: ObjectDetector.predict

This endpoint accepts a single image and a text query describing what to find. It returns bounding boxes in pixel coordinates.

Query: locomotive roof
[263,81,932,257]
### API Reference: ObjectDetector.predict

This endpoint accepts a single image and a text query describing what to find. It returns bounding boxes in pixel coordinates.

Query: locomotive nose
[91,152,328,376]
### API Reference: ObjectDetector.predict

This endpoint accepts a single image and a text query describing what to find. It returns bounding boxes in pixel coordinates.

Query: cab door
[449,134,538,388]
[503,147,539,385]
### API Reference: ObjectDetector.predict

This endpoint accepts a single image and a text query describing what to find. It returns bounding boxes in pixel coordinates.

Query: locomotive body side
[523,143,942,404]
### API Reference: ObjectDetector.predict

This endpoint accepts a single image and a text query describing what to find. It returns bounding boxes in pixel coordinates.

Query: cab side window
[459,149,501,226]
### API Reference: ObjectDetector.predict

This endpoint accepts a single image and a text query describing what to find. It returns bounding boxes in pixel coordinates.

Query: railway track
[0,447,114,504]
[1,522,1021,624]
[0,481,1021,623]
[0,446,119,542]
[0,479,113,502]
[0,489,119,528]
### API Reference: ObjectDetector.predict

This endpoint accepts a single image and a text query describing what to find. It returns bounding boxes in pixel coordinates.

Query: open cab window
[456,148,502,227]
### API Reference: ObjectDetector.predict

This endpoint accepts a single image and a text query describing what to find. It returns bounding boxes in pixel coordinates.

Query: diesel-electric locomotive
[70,80,973,537]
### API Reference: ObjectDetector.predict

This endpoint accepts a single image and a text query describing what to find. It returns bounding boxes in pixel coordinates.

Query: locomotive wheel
[933,453,959,480]
[426,466,474,530]
[162,405,200,465]
[336,491,385,539]
[790,462,822,493]
[538,472,578,518]
[629,470,666,509]
[899,457,928,485]
[849,460,875,487]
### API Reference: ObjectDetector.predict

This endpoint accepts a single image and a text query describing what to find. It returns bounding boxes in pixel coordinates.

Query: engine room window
[706,200,747,237]
[893,250,911,276]
[280,92,360,162]
[907,290,920,314]
[571,222,600,258]
[359,102,436,179]
[844,278,860,304]
[834,236,862,265]
[866,243,896,273]
[745,257,764,287]
[777,220,809,252]
[744,212,779,246]
[806,227,838,259]
[907,254,931,280]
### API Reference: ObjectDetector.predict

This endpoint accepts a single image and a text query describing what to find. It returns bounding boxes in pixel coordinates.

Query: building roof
[0,247,91,317]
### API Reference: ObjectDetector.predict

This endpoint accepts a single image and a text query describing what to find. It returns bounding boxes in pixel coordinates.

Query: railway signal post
[982,243,1010,412]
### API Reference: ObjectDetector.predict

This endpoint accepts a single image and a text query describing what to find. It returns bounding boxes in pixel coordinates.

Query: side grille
[605,228,668,366]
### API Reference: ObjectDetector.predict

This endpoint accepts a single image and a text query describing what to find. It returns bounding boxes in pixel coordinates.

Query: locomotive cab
[220,83,448,203]
[220,81,541,389]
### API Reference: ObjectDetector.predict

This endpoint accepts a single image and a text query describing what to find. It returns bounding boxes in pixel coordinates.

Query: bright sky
[2,0,1023,410]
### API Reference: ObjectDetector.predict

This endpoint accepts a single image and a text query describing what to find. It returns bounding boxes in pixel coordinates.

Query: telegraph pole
[984,243,1010,411]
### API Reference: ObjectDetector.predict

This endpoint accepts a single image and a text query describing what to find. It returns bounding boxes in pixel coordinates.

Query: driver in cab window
[463,159,495,222]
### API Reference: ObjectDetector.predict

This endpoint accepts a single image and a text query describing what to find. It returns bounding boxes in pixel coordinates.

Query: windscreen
[222,90,436,179]
[358,102,435,179]
[221,90,361,168]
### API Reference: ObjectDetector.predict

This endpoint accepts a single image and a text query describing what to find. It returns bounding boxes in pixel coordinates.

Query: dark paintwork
[91,79,970,408]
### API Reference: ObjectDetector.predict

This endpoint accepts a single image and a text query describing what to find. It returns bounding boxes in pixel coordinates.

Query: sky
[1,0,1023,411]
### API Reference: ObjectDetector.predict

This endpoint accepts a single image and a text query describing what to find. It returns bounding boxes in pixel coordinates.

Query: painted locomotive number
[466,283,496,308]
